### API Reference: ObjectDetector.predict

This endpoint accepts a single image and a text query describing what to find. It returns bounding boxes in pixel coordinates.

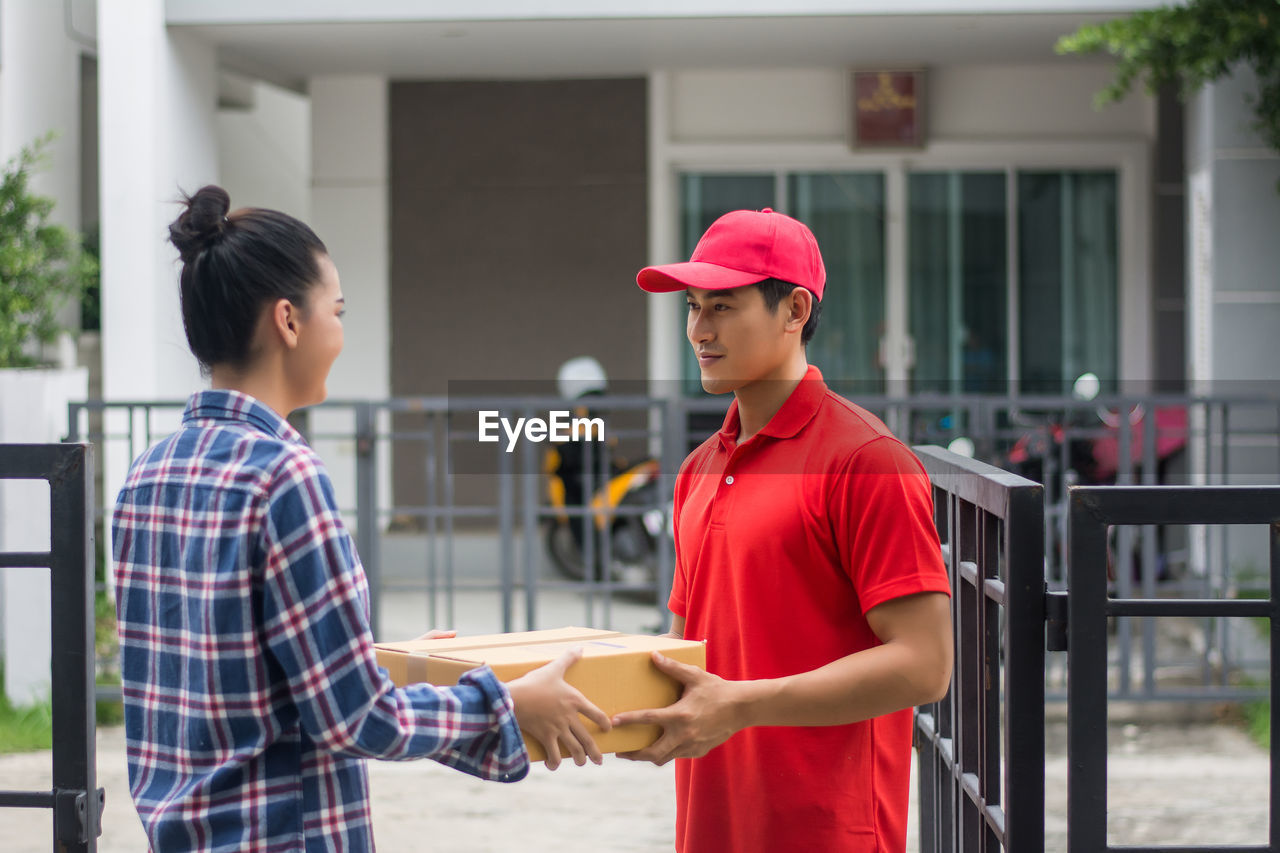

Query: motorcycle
[543,445,665,585]
[1001,373,1188,587]
[542,357,668,588]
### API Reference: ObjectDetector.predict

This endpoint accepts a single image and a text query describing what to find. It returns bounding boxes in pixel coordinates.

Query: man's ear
[271,298,300,349]
[785,288,813,333]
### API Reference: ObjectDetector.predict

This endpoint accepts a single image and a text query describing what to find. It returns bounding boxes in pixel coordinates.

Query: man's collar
[716,365,826,447]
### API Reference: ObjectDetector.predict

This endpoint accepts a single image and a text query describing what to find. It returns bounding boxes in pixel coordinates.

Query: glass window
[679,174,775,394]
[908,171,1008,394]
[1018,171,1118,394]
[678,172,886,394]
[788,172,886,393]
[674,167,1119,400]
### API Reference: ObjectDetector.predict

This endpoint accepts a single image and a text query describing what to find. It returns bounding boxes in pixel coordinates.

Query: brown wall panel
[389,79,649,519]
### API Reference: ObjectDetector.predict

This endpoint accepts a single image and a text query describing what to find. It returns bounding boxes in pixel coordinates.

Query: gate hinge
[54,787,104,844]
[1045,589,1069,652]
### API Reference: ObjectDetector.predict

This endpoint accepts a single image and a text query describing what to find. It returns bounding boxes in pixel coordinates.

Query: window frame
[650,137,1150,398]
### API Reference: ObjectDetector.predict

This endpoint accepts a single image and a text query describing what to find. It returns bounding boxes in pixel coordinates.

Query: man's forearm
[732,640,949,729]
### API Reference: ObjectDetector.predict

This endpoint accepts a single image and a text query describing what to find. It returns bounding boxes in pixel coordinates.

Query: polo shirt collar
[717,364,827,447]
[184,389,305,445]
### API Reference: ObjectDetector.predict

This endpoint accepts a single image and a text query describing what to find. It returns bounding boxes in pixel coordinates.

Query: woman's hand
[506,647,612,770]
[412,629,457,641]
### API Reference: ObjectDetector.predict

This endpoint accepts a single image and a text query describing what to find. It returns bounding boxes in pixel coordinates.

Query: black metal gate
[917,443,1280,852]
[0,443,103,851]
[914,445,1046,852]
[1065,485,1280,853]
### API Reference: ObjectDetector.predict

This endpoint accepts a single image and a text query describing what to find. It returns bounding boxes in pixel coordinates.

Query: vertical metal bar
[49,444,99,850]
[1004,480,1045,853]
[521,419,539,631]
[1116,407,1134,698]
[1270,519,1279,852]
[497,407,515,634]
[916,729,938,853]
[656,399,677,634]
[959,498,981,851]
[1203,403,1221,687]
[1141,406,1158,696]
[981,510,1002,850]
[355,403,381,639]
[66,402,82,442]
[1067,489,1109,853]
[600,401,614,630]
[444,410,456,631]
[581,433,596,626]
[1219,405,1232,684]
[941,490,958,850]
[424,411,439,629]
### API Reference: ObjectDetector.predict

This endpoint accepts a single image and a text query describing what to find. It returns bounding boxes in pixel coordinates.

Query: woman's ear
[271,298,300,349]
[786,288,813,333]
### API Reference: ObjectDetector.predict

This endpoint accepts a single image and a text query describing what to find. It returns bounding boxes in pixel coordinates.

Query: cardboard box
[375,627,706,762]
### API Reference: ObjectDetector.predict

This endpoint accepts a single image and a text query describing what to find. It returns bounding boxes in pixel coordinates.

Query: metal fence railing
[914,445,1046,853]
[68,389,1280,704]
[0,443,103,851]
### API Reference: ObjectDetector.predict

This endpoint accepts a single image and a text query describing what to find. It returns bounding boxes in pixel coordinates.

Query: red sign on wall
[851,70,925,149]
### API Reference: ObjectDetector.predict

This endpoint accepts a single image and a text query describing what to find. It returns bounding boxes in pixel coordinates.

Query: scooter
[1001,373,1188,586]
[543,446,664,584]
[542,357,667,587]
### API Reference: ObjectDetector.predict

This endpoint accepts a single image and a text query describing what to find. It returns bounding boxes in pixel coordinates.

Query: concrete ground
[0,534,1270,850]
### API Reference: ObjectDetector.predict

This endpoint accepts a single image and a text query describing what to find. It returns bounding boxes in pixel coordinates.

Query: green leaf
[0,133,95,367]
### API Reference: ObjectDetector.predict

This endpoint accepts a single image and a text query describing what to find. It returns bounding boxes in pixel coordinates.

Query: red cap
[636,208,826,301]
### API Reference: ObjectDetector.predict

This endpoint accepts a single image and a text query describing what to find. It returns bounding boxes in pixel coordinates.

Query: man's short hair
[756,278,822,346]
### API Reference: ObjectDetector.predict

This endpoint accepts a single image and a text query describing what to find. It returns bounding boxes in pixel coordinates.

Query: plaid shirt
[112,390,528,852]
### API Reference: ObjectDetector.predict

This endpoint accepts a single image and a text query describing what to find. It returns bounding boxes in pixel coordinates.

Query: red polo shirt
[669,365,950,852]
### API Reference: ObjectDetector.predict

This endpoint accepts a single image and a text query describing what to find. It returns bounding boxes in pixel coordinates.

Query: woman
[112,185,608,852]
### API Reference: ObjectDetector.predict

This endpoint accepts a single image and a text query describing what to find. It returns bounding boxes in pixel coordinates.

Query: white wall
[667,63,1153,144]
[99,7,215,405]
[308,76,392,523]
[98,3,218,583]
[1187,64,1280,393]
[217,76,312,218]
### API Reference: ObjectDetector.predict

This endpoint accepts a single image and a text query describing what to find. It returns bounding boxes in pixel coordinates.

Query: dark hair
[756,278,821,345]
[168,185,328,372]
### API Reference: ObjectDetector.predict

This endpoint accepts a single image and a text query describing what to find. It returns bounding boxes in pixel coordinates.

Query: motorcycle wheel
[544,484,662,591]
[545,519,594,582]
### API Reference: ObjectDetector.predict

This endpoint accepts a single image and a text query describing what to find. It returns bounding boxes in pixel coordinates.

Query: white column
[646,71,683,389]
[309,76,391,517]
[98,3,218,583]
[1184,65,1280,580]
[100,3,217,405]
[0,0,82,230]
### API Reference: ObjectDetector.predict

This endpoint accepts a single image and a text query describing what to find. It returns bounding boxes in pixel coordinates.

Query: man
[613,208,953,852]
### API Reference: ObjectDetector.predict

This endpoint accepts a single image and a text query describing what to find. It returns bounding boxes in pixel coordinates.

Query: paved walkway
[0,717,1268,851]
[0,539,1270,850]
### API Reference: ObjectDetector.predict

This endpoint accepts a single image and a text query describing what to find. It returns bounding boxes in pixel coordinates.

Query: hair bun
[169,185,232,262]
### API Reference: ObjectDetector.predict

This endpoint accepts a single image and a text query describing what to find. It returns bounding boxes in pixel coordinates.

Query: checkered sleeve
[259,447,529,782]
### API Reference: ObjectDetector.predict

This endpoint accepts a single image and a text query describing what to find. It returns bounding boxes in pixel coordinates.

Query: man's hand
[612,652,748,766]
[507,647,612,771]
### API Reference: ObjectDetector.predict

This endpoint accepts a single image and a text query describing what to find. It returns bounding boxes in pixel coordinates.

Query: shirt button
[725,475,734,485]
